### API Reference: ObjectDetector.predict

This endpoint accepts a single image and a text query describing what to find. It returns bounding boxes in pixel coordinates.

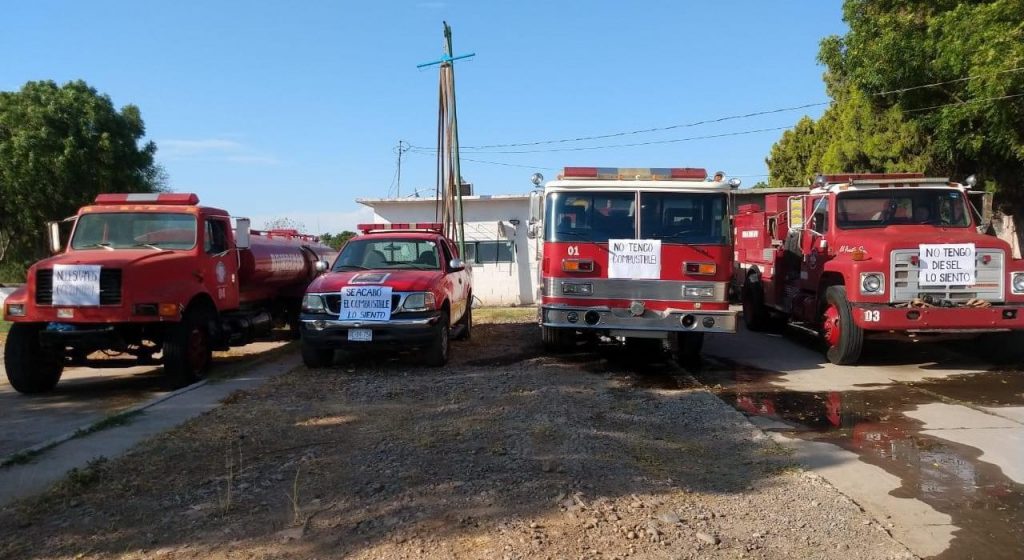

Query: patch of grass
[473,306,535,324]
[54,457,109,494]
[73,410,144,438]
[0,441,59,469]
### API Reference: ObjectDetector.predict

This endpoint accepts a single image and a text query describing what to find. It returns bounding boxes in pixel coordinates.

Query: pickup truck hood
[33,249,189,270]
[834,226,1009,256]
[308,269,444,293]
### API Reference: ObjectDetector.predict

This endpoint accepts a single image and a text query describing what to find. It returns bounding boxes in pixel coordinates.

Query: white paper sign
[52,264,101,306]
[919,243,976,286]
[608,239,661,279]
[340,285,392,321]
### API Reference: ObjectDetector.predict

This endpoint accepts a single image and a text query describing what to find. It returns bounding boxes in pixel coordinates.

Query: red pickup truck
[298,223,473,367]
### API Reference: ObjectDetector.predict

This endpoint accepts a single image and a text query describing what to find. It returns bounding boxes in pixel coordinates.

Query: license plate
[347,328,372,342]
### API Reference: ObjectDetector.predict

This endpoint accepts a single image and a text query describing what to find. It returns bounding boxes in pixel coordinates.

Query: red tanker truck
[1,192,335,393]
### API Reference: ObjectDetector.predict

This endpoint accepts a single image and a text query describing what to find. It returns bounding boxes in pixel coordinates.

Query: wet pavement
[700,326,1024,560]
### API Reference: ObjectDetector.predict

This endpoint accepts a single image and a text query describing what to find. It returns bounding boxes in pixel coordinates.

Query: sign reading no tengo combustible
[340,285,392,321]
[919,243,976,286]
[608,239,661,279]
[52,264,102,306]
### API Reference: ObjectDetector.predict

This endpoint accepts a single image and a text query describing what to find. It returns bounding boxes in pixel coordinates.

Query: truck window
[811,197,829,234]
[836,189,970,229]
[333,238,441,270]
[204,219,230,255]
[544,192,636,242]
[639,192,729,244]
[71,213,197,250]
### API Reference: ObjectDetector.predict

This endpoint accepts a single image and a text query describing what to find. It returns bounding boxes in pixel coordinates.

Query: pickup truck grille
[35,269,123,306]
[322,293,402,315]
[890,249,1003,304]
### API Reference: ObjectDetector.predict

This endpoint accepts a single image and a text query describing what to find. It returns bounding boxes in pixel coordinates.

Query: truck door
[438,239,466,325]
[202,217,240,311]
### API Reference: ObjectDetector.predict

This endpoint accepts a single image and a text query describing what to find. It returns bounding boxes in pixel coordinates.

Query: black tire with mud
[455,300,472,341]
[163,306,214,388]
[669,331,705,368]
[424,310,451,367]
[821,285,864,365]
[541,326,576,353]
[301,341,335,368]
[741,274,770,332]
[4,323,65,394]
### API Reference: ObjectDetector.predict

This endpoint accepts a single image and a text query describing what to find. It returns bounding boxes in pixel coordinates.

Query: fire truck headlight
[860,273,884,294]
[302,294,326,314]
[5,303,25,317]
[683,286,715,299]
[1012,273,1024,294]
[561,282,593,295]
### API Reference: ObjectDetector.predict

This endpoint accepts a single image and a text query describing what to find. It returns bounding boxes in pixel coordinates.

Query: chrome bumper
[301,315,439,331]
[540,304,737,334]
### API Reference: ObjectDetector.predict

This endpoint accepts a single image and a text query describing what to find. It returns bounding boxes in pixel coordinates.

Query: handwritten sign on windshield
[52,264,102,306]
[340,285,392,321]
[919,243,976,286]
[608,239,661,279]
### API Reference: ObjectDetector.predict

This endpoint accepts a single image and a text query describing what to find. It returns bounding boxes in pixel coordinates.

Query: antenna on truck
[418,21,475,256]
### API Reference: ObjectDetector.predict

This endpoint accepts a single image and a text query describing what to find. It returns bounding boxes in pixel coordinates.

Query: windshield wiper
[133,243,164,251]
[86,242,115,251]
[556,230,590,239]
[336,264,370,271]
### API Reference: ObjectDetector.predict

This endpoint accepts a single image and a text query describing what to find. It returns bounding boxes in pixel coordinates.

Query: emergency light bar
[93,193,200,205]
[561,167,708,181]
[819,173,924,184]
[358,222,444,234]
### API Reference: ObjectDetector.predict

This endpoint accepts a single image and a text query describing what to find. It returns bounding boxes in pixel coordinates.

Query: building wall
[360,196,538,306]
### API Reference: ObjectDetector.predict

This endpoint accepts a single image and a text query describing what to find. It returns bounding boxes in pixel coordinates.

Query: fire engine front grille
[322,294,402,315]
[35,269,123,306]
[890,249,1003,304]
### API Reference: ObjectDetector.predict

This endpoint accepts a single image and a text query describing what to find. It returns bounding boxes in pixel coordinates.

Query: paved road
[0,339,291,460]
[701,324,1024,560]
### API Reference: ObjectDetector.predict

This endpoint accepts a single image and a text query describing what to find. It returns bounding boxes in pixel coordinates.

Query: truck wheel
[424,311,450,367]
[976,331,1024,364]
[455,302,472,341]
[669,332,704,368]
[542,326,576,353]
[4,323,64,394]
[821,286,864,365]
[742,276,769,331]
[163,307,214,388]
[301,341,335,368]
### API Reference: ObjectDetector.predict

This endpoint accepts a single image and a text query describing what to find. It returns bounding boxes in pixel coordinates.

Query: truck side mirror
[47,221,62,254]
[449,258,465,271]
[235,218,251,249]
[314,260,329,273]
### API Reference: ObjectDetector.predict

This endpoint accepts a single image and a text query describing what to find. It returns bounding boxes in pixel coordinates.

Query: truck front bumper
[299,312,442,349]
[540,304,737,335]
[853,303,1024,332]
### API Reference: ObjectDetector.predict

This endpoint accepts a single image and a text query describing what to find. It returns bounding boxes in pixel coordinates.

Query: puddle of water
[693,362,1024,560]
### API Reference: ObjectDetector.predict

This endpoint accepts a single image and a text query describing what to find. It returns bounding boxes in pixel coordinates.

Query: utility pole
[394,140,409,197]
[417,21,475,257]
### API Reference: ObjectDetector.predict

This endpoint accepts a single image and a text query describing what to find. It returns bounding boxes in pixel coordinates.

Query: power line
[874,66,1024,96]
[903,92,1024,114]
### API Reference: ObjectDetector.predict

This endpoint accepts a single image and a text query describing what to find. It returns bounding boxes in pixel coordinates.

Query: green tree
[0,80,164,280]
[319,231,356,250]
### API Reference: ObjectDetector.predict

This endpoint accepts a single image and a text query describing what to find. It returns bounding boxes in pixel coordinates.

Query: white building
[357,195,538,306]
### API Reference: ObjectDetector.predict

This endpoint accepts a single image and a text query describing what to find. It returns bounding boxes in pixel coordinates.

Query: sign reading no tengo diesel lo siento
[918,243,976,286]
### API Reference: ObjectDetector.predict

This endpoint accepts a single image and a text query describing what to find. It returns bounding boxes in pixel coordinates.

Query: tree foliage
[0,80,164,279]
[768,0,1024,196]
[318,231,356,250]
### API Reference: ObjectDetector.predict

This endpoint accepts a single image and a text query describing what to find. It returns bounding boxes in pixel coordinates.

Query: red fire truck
[735,173,1024,364]
[530,167,739,363]
[2,193,335,393]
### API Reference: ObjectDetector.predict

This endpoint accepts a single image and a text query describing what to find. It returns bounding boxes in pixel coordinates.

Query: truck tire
[424,310,450,367]
[301,341,334,368]
[163,307,214,388]
[455,301,472,341]
[542,326,576,353]
[975,331,1024,364]
[4,323,65,394]
[742,275,769,331]
[821,286,864,365]
[669,332,704,368]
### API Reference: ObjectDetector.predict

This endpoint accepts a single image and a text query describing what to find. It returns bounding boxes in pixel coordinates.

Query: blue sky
[1,0,846,233]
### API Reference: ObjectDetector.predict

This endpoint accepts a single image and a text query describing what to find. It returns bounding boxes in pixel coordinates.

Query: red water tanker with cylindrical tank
[1,192,336,394]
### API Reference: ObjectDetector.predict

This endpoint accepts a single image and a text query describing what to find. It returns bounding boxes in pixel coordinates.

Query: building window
[465,240,514,264]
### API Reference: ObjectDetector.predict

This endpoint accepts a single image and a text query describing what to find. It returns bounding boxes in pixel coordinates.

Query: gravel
[0,314,916,559]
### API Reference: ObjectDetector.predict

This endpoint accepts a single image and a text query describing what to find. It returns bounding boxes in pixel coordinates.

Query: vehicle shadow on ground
[0,321,853,559]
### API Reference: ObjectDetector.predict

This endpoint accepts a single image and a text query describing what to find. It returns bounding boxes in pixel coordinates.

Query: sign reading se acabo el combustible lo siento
[340,285,392,321]
[608,239,661,279]
[918,243,976,286]
[52,264,102,306]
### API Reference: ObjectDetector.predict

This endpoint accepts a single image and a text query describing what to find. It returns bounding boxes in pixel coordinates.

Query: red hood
[308,269,444,293]
[834,226,1009,256]
[33,249,189,270]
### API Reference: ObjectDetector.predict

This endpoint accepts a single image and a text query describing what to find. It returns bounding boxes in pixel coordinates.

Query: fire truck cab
[735,173,1024,364]
[530,167,738,363]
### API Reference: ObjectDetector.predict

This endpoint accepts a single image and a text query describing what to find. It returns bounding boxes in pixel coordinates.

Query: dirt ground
[0,309,914,559]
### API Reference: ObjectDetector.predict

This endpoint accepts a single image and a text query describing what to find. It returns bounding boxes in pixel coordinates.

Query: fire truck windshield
[640,192,729,244]
[835,189,971,229]
[71,213,198,250]
[545,192,636,242]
